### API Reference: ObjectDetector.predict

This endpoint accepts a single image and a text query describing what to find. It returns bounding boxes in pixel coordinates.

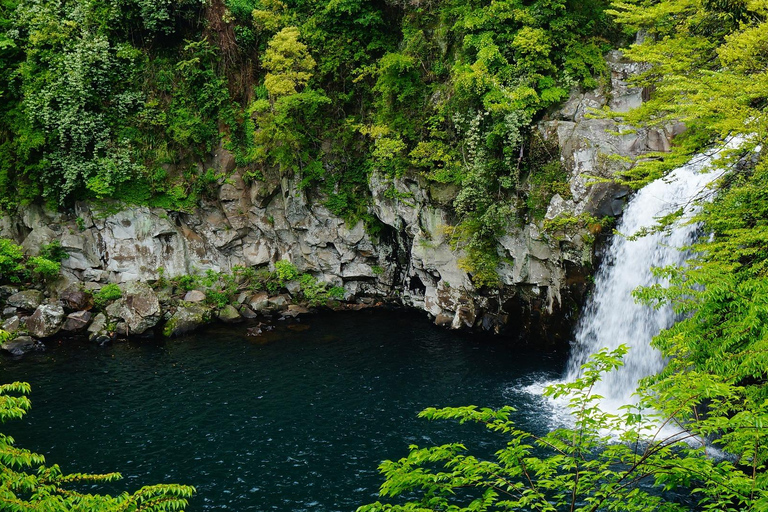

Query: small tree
[262,26,316,100]
[0,380,196,511]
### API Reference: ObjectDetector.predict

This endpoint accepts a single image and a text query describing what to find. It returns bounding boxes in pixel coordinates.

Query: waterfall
[564,149,727,411]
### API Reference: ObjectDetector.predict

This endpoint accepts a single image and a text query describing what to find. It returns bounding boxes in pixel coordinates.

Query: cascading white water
[564,150,728,412]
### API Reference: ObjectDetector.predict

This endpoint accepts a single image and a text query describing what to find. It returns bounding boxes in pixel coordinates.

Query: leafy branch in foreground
[359,346,768,512]
[0,380,195,512]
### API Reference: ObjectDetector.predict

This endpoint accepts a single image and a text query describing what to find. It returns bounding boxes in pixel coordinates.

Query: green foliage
[169,268,242,307]
[0,0,243,209]
[523,135,572,220]
[39,240,68,262]
[0,238,63,284]
[543,213,602,242]
[633,155,768,401]
[360,347,768,511]
[359,2,768,510]
[274,260,299,286]
[25,256,60,282]
[604,0,768,187]
[263,27,316,99]
[600,0,768,402]
[94,283,122,309]
[297,273,345,306]
[164,263,346,307]
[0,0,614,284]
[0,381,195,511]
[202,270,239,309]
[0,238,24,283]
[359,4,768,505]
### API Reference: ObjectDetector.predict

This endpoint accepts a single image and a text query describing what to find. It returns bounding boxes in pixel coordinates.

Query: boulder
[60,289,93,312]
[1,335,44,356]
[6,290,44,311]
[285,280,301,295]
[451,302,476,330]
[434,313,453,327]
[163,304,211,337]
[0,285,19,300]
[2,315,20,333]
[26,304,65,338]
[61,310,92,332]
[268,294,291,309]
[239,305,259,319]
[218,304,242,324]
[105,281,160,335]
[183,290,206,303]
[247,292,270,312]
[282,304,310,318]
[87,313,111,343]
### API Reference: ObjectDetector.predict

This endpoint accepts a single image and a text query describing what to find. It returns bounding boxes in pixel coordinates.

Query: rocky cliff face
[0,51,677,343]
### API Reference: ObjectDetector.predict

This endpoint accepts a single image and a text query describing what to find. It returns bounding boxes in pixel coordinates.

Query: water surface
[2,309,565,511]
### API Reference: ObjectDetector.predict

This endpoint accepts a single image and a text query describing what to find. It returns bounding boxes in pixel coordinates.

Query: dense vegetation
[0,238,67,284]
[0,0,614,286]
[360,0,768,510]
[3,0,768,510]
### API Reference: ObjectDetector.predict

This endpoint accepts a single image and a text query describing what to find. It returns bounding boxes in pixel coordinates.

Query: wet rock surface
[163,304,211,337]
[61,310,92,332]
[1,335,44,356]
[105,282,161,335]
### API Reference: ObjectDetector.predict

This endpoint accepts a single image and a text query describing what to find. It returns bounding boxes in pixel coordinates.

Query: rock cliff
[0,51,677,343]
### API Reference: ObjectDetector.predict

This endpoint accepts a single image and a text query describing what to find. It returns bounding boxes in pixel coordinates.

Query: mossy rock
[163,304,211,337]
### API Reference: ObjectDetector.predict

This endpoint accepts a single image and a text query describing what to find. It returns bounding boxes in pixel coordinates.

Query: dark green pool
[1,309,565,511]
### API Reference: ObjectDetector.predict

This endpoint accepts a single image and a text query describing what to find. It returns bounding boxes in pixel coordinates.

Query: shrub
[0,238,64,284]
[274,260,299,286]
[94,284,122,309]
[39,240,68,262]
[328,286,345,300]
[26,256,60,282]
[0,239,24,283]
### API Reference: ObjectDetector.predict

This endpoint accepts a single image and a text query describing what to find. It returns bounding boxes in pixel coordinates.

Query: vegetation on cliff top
[0,0,615,286]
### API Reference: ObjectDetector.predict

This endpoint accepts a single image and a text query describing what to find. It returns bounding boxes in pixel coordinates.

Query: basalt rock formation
[0,52,678,345]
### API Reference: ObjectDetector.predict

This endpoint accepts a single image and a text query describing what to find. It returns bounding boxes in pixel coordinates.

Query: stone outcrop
[7,290,44,311]
[87,313,111,344]
[217,304,242,324]
[61,310,92,332]
[60,288,93,312]
[538,51,685,221]
[1,335,44,356]
[183,290,206,303]
[104,282,161,335]
[25,304,65,338]
[2,315,20,333]
[0,50,674,343]
[163,304,211,337]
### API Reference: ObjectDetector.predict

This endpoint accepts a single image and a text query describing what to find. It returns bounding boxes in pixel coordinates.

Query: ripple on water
[3,310,566,511]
